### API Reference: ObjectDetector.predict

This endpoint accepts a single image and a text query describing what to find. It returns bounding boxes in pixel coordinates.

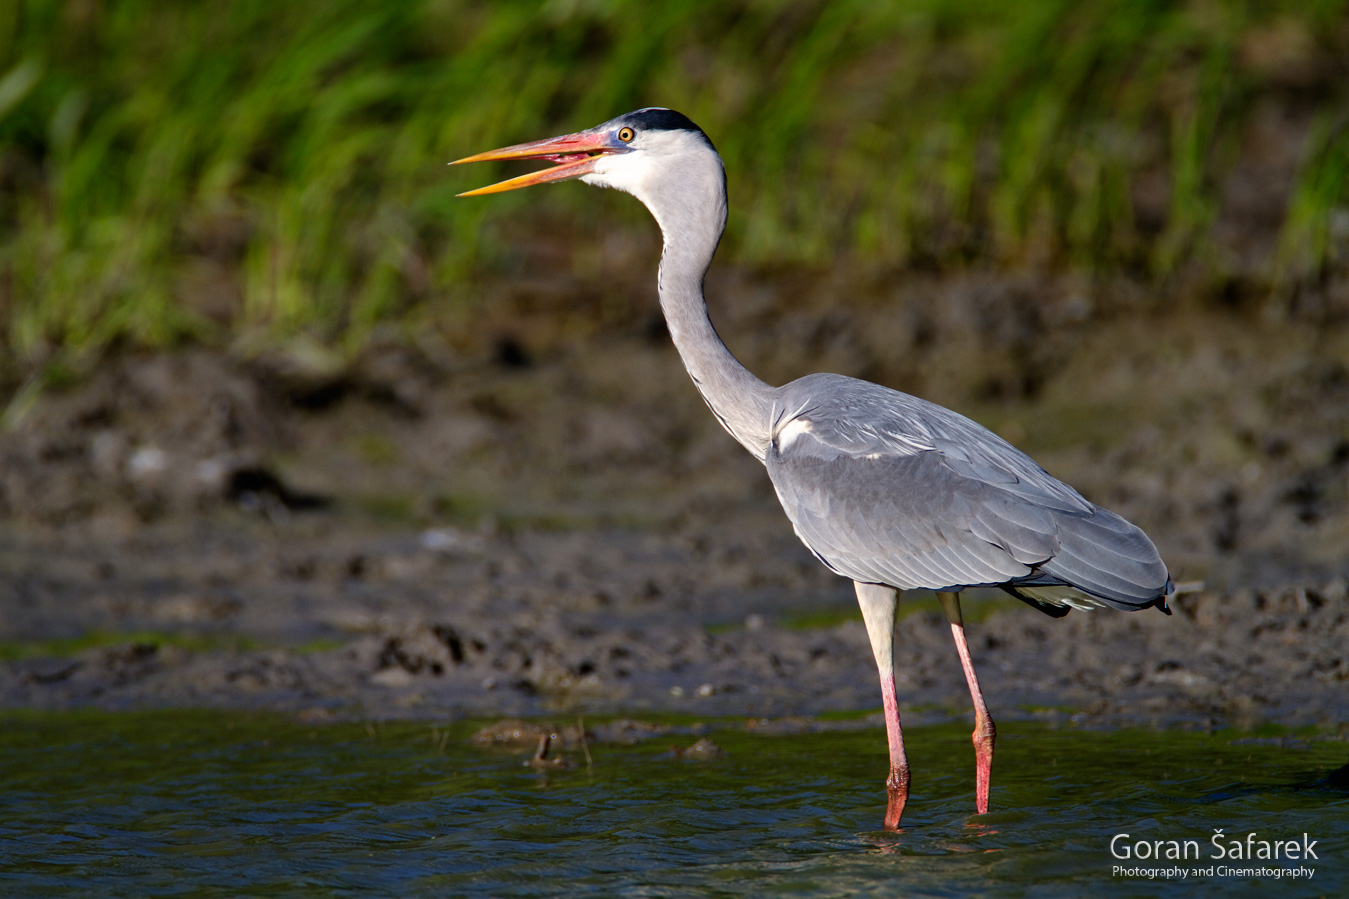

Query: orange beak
[451,128,624,196]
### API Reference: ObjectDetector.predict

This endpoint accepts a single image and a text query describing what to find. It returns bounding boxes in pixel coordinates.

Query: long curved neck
[651,185,774,461]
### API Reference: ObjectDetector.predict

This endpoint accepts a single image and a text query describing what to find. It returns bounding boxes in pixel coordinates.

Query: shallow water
[1,711,1344,897]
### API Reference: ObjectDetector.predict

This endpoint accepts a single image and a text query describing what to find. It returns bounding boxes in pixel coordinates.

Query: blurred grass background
[1,0,1347,388]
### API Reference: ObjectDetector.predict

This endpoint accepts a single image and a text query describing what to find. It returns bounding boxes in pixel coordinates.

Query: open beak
[452,128,622,197]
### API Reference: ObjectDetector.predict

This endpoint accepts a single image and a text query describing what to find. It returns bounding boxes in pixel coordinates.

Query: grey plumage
[764,373,1172,614]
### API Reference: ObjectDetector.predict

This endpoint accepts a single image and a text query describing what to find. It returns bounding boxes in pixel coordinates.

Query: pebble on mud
[670,738,722,760]
[471,719,588,752]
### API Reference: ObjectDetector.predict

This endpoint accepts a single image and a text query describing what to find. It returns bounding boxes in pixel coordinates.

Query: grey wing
[764,375,1172,612]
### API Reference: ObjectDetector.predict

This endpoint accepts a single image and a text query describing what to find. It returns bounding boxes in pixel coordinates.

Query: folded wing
[765,375,1172,614]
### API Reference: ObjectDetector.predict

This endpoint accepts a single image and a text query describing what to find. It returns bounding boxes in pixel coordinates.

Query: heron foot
[972,714,995,815]
[884,765,910,830]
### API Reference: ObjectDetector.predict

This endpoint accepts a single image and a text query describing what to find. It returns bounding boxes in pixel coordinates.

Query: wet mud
[2,269,1347,730]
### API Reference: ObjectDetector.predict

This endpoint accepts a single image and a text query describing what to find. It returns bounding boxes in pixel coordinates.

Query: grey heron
[454,108,1173,829]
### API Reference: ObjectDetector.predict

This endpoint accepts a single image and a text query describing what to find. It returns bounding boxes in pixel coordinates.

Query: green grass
[0,630,350,662]
[0,630,264,663]
[1,0,1346,383]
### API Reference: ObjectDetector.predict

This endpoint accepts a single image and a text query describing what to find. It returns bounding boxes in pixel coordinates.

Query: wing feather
[766,374,1172,611]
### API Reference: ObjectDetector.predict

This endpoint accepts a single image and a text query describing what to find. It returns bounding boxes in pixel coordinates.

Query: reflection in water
[0,711,1344,896]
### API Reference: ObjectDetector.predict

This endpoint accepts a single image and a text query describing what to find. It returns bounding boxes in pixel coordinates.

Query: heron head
[453,108,721,203]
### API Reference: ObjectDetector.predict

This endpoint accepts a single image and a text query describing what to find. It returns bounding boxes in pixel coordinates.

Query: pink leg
[855,582,909,829]
[878,671,911,828]
[939,591,995,815]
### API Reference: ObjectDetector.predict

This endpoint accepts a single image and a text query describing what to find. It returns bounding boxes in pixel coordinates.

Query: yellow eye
[618,127,635,143]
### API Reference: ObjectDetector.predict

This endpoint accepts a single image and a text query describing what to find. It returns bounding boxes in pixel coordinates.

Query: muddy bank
[2,517,1347,730]
[1,270,1347,728]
